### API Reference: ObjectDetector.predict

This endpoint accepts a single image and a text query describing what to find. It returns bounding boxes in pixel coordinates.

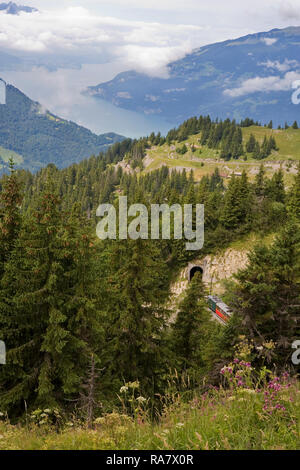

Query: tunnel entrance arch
[188,265,203,282]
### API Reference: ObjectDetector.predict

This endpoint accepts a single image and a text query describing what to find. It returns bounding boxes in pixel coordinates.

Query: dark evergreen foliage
[0,115,299,421]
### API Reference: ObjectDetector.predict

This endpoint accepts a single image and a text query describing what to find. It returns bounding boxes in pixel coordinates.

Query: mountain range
[0,80,124,172]
[86,26,300,127]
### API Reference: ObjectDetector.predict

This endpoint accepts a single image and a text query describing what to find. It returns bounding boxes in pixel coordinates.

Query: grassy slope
[0,382,299,450]
[143,126,300,184]
[221,231,276,252]
[242,126,300,160]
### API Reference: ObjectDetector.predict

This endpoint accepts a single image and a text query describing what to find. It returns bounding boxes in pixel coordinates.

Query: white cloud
[0,6,206,77]
[1,63,124,117]
[2,0,300,131]
[278,0,300,20]
[164,88,186,93]
[118,42,196,77]
[145,94,159,102]
[224,71,300,97]
[116,91,132,99]
[259,59,299,72]
[262,37,278,46]
[3,1,297,79]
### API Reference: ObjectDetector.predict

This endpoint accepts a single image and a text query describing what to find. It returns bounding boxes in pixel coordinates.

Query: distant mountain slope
[0,81,124,172]
[86,27,300,127]
[0,2,37,14]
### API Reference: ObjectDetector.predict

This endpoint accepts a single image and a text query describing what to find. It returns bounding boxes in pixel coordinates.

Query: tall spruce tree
[267,169,285,203]
[101,238,170,396]
[0,184,101,415]
[246,134,256,153]
[172,272,216,375]
[232,223,300,365]
[0,159,22,278]
[288,166,300,219]
[221,174,251,230]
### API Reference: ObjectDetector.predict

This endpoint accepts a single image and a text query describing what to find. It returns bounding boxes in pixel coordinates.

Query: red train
[207,295,232,324]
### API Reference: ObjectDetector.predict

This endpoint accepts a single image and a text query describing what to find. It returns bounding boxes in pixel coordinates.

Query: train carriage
[207,295,232,324]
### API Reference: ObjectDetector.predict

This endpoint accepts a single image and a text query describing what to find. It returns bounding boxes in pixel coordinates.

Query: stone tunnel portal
[189,265,203,282]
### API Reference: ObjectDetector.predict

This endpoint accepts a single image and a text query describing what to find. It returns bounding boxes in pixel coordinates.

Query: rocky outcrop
[171,248,250,303]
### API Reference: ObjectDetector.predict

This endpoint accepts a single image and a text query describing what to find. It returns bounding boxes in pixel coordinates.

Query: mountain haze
[86,27,300,127]
[0,81,124,172]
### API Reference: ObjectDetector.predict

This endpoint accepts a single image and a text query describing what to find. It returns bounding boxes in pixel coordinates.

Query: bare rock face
[170,248,250,305]
[200,249,249,290]
[115,160,134,174]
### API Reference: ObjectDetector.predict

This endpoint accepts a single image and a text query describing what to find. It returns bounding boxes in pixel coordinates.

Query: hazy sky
[2,0,300,77]
[1,0,300,136]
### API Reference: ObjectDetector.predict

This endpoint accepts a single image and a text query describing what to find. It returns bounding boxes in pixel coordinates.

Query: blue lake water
[65,95,172,138]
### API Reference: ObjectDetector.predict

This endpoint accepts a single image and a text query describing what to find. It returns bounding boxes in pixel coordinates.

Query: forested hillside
[138,116,300,184]
[14,114,300,219]
[0,83,124,172]
[0,112,299,449]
